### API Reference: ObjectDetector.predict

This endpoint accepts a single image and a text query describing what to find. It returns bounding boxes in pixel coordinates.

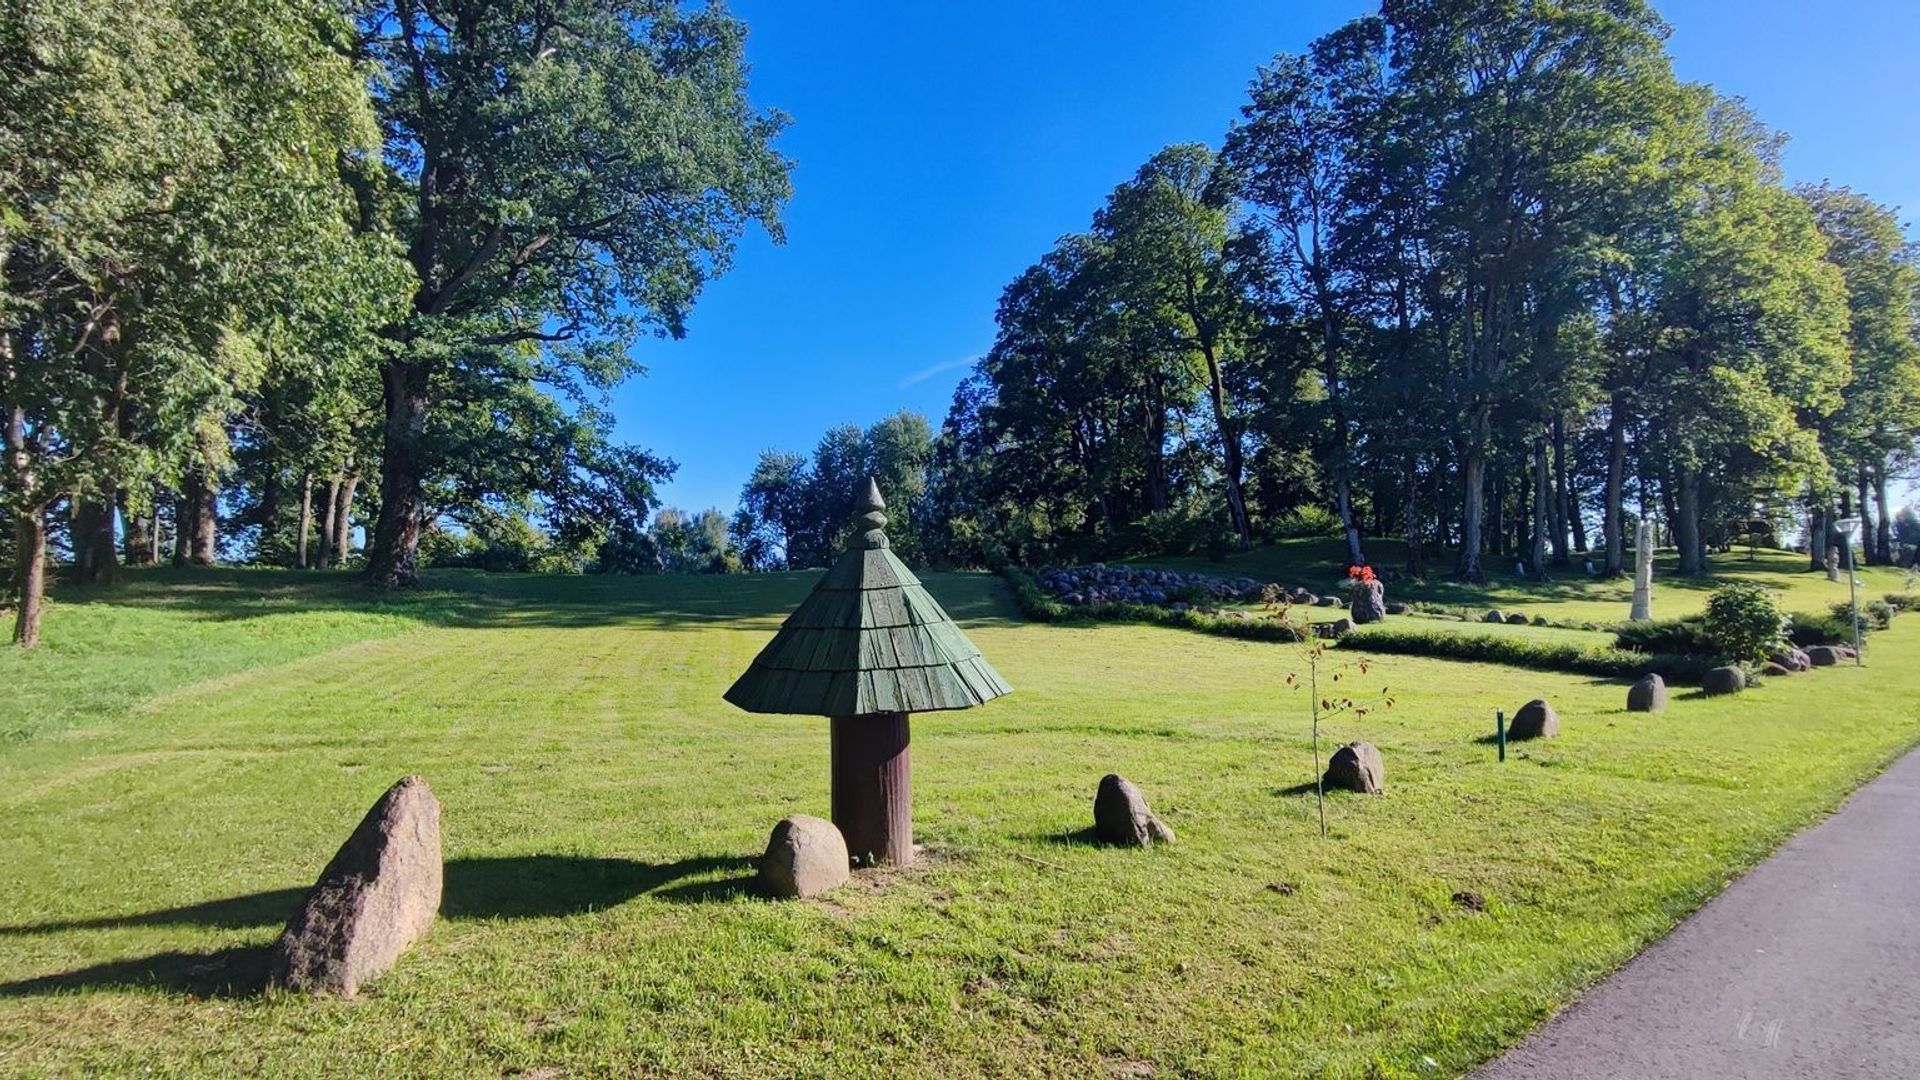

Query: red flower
[1346,565,1376,583]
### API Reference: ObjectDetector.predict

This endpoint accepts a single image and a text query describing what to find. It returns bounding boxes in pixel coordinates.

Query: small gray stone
[1626,674,1666,713]
[1314,617,1353,640]
[1384,601,1410,615]
[1094,774,1174,847]
[1761,662,1791,677]
[1315,595,1339,607]
[1508,699,1559,740]
[1702,666,1746,695]
[1483,610,1506,624]
[1789,648,1813,671]
[1323,741,1386,794]
[1806,645,1842,667]
[758,814,850,899]
[269,776,443,996]
[1505,612,1530,625]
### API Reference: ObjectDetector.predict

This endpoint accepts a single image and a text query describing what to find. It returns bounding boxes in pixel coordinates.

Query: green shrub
[1344,627,1713,682]
[1787,610,1853,647]
[1885,592,1914,612]
[1702,583,1787,664]
[1613,616,1717,656]
[1271,506,1342,539]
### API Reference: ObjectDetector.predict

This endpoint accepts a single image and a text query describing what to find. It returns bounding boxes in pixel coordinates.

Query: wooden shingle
[724,483,1012,717]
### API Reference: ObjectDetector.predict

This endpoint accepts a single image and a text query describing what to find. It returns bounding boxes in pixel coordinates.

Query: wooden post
[830,712,912,866]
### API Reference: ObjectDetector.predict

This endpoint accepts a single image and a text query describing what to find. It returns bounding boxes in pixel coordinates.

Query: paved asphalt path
[1474,746,1920,1080]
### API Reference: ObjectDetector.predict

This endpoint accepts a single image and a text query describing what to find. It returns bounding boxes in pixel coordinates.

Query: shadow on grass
[1029,826,1105,848]
[50,566,1026,633]
[0,945,271,1000]
[0,855,756,939]
[1274,781,1322,797]
[0,854,757,998]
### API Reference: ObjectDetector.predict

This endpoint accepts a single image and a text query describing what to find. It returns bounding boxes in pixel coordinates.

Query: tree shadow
[0,945,269,1000]
[0,853,756,998]
[1026,826,1106,847]
[1273,781,1322,797]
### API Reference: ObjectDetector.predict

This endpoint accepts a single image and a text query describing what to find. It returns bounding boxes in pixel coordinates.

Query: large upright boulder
[269,776,443,996]
[1323,742,1386,794]
[1349,580,1386,625]
[1626,674,1667,713]
[1093,774,1174,847]
[759,814,850,899]
[1508,699,1559,740]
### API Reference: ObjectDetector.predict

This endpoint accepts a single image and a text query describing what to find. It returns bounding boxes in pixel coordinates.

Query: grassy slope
[1138,538,1911,626]
[2,562,1918,1078]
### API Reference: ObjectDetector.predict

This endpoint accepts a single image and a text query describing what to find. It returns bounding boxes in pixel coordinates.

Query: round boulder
[1761,662,1791,678]
[1483,610,1507,624]
[1385,601,1410,615]
[1315,595,1340,607]
[1094,774,1175,847]
[1626,674,1666,713]
[1701,666,1746,696]
[1508,699,1559,740]
[1505,612,1530,625]
[1322,741,1386,794]
[758,815,850,899]
[1806,645,1842,667]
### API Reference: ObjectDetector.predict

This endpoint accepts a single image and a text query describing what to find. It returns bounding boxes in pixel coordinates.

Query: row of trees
[3,0,790,644]
[924,0,1920,578]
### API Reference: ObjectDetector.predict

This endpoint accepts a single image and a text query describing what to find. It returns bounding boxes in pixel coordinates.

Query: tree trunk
[1550,417,1569,564]
[1874,463,1894,565]
[296,471,314,569]
[1457,422,1489,581]
[1403,453,1424,579]
[76,495,118,583]
[5,347,49,646]
[368,359,431,585]
[831,713,913,866]
[172,491,191,567]
[180,469,218,565]
[123,490,155,568]
[318,477,339,569]
[1856,468,1876,566]
[332,468,359,566]
[1530,435,1549,579]
[1675,464,1705,576]
[1808,485,1827,571]
[258,462,282,565]
[11,506,47,648]
[1488,453,1507,563]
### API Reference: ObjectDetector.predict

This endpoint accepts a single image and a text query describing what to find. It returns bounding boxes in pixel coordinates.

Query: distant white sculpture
[1630,520,1654,622]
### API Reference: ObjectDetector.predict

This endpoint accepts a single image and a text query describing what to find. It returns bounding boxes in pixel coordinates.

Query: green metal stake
[1496,710,1507,762]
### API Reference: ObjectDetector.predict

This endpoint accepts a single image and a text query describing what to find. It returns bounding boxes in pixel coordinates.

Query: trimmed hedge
[1344,626,1715,682]
[1613,616,1717,655]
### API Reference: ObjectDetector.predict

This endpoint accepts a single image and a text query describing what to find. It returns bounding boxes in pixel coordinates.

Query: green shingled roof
[724,480,1012,717]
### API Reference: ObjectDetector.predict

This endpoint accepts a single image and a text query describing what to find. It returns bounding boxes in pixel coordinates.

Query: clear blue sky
[616,0,1920,515]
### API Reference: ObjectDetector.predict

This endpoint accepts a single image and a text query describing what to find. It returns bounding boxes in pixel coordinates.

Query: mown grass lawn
[2,563,1918,1078]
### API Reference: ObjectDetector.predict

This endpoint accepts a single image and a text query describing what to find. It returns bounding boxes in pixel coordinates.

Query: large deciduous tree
[355,0,791,586]
[2,0,406,645]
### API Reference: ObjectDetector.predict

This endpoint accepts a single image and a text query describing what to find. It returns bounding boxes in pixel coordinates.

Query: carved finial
[853,477,889,550]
